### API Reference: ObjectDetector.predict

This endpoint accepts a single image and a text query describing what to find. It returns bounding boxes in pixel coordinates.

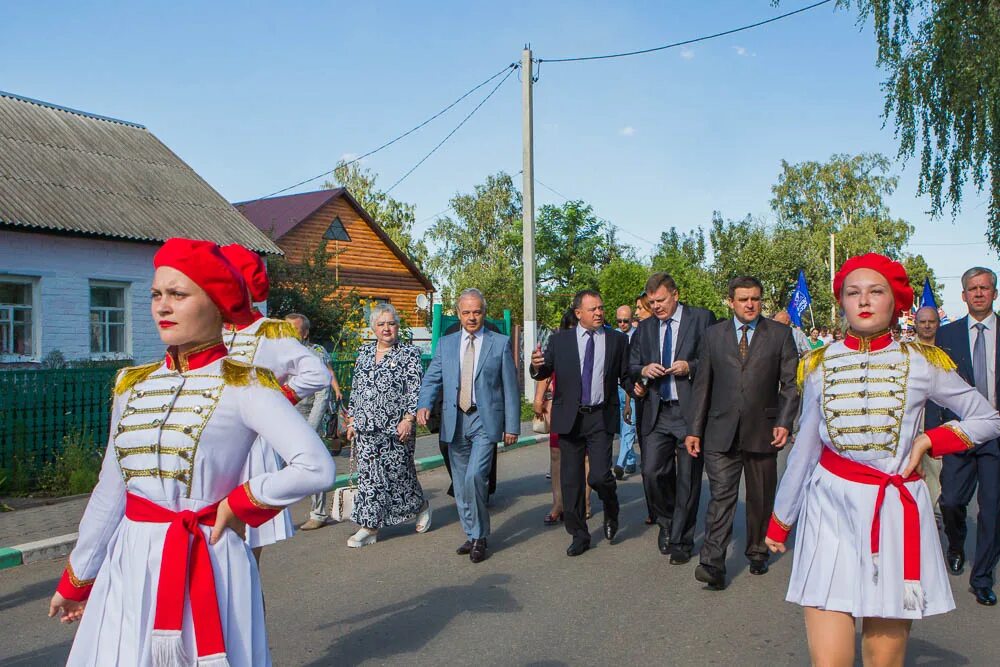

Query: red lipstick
[159,320,177,329]
[858,312,873,319]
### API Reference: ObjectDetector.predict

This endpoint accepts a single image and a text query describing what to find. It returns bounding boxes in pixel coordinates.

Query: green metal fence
[0,356,431,471]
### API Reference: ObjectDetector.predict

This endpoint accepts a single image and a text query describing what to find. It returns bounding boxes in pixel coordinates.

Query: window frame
[0,275,40,362]
[89,280,131,360]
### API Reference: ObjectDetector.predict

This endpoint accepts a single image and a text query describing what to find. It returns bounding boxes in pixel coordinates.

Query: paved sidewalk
[0,421,537,568]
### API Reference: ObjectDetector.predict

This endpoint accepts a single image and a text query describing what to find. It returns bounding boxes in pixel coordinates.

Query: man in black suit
[934,266,1000,607]
[531,289,632,556]
[629,272,714,562]
[685,276,799,590]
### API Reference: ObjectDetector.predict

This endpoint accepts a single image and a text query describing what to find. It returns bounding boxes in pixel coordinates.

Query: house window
[0,277,35,359]
[90,282,128,356]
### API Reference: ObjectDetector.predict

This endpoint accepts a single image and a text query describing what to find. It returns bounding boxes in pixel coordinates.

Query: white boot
[415,502,433,534]
[347,527,377,548]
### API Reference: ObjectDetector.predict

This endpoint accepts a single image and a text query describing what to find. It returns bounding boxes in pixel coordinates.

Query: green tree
[326,161,428,268]
[901,254,944,306]
[819,2,1000,248]
[426,172,524,319]
[598,257,649,317]
[650,226,727,317]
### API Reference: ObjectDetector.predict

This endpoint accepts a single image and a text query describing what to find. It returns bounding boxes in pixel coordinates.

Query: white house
[0,91,281,366]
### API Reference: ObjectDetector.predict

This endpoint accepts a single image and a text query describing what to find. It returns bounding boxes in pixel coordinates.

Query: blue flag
[920,278,937,309]
[787,270,812,328]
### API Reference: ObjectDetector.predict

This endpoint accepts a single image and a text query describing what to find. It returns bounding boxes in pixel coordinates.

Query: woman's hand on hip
[902,433,932,478]
[211,498,246,545]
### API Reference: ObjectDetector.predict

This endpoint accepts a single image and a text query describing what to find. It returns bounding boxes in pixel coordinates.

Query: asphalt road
[0,444,993,666]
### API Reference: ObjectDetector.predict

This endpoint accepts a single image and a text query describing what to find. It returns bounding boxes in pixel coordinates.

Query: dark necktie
[581,330,595,406]
[739,324,750,362]
[973,322,989,400]
[660,318,673,400]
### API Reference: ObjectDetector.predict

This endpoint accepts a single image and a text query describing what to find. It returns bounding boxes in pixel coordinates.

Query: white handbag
[329,440,357,522]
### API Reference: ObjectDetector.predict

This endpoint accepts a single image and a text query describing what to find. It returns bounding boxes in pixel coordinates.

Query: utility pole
[829,230,836,325]
[521,45,537,399]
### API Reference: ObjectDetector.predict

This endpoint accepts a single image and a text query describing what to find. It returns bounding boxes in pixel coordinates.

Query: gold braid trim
[771,512,791,532]
[941,423,975,450]
[66,561,95,587]
[796,345,828,389]
[222,358,282,391]
[243,481,283,510]
[113,361,162,396]
[256,319,301,340]
[900,341,958,372]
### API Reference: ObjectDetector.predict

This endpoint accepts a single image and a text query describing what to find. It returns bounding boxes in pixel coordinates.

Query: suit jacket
[934,315,1000,424]
[417,328,521,444]
[688,317,800,453]
[627,304,715,436]
[530,327,630,435]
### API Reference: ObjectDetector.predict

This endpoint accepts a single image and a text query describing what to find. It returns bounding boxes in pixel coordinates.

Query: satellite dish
[416,293,430,309]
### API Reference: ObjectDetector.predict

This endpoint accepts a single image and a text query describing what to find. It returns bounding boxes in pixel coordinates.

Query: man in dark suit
[685,276,799,590]
[934,266,1000,606]
[531,289,632,556]
[628,272,714,562]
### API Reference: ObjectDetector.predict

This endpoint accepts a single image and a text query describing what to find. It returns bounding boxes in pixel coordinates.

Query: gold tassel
[256,319,301,340]
[113,361,162,396]
[796,346,828,389]
[901,341,958,372]
[222,358,282,391]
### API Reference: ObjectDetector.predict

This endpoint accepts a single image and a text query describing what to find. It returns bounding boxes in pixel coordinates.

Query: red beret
[220,244,269,302]
[153,238,255,326]
[833,253,913,315]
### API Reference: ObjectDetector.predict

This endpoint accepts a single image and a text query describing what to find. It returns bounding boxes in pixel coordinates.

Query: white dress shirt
[576,325,606,405]
[657,304,684,400]
[967,312,997,408]
[459,327,485,404]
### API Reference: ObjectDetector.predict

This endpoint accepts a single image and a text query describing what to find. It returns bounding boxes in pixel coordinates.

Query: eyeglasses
[616,319,631,324]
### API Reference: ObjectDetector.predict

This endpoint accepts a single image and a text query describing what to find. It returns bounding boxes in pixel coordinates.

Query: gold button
[183,426,193,434]
[193,406,203,414]
[203,391,213,398]
[136,390,145,398]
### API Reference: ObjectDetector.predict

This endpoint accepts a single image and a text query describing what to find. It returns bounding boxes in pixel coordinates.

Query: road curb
[0,434,547,570]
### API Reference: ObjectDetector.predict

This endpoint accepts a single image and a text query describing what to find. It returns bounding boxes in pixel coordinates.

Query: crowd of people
[44,236,1000,667]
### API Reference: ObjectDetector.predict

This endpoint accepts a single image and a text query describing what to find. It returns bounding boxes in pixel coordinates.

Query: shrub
[37,430,102,496]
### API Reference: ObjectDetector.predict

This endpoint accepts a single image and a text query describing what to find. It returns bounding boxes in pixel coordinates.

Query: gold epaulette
[222,358,283,391]
[796,345,828,389]
[113,361,162,396]
[901,341,957,372]
[256,319,301,340]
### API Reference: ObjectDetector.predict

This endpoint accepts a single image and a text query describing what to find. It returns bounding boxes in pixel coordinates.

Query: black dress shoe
[604,518,619,542]
[947,550,965,575]
[695,564,726,590]
[657,526,670,555]
[669,550,691,565]
[456,540,473,555]
[749,559,770,576]
[566,539,591,557]
[470,539,488,563]
[613,465,625,480]
[973,587,997,606]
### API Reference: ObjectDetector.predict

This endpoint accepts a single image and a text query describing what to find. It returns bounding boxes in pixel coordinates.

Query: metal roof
[0,90,282,254]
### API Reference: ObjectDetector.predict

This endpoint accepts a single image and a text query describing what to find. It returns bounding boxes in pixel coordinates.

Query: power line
[256,64,517,200]
[538,0,833,64]
[907,241,986,247]
[386,64,519,194]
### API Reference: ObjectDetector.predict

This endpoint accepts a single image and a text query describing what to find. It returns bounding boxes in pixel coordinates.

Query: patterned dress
[349,342,425,528]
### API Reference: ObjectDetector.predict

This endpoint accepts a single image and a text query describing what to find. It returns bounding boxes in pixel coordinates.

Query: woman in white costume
[219,243,331,557]
[47,238,336,666]
[766,253,1000,666]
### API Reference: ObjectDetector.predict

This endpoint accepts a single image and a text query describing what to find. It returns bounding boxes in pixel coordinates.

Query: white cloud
[620,126,636,137]
[680,48,695,60]
[733,45,755,57]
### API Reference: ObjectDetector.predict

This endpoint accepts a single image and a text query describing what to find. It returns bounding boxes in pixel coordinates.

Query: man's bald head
[615,305,633,333]
[772,310,791,326]
[914,306,941,344]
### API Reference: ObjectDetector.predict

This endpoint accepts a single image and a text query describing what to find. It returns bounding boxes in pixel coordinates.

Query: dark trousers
[699,444,777,573]
[940,439,1000,589]
[440,439,498,498]
[641,403,703,555]
[559,410,619,542]
[635,400,654,519]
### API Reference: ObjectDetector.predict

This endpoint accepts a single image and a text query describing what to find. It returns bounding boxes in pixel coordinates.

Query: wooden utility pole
[829,231,836,325]
[521,46,537,399]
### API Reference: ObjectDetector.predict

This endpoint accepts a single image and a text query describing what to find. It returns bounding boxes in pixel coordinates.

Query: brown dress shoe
[456,540,473,555]
[470,539,488,563]
[299,518,327,531]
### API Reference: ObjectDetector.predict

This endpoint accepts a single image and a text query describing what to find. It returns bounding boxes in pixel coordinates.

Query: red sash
[819,448,922,589]
[125,493,227,661]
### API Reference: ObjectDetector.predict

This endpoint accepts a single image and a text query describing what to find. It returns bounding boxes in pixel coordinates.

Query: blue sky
[4,1,993,317]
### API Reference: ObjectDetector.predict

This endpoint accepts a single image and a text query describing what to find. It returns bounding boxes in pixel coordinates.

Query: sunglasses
[616,319,632,324]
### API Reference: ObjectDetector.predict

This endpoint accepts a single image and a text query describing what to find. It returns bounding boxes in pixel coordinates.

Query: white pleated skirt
[242,437,295,549]
[786,465,955,619]
[67,516,270,666]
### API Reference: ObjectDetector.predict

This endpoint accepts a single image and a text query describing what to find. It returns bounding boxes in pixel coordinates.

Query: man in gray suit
[685,276,799,590]
[417,288,520,563]
[629,272,714,563]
